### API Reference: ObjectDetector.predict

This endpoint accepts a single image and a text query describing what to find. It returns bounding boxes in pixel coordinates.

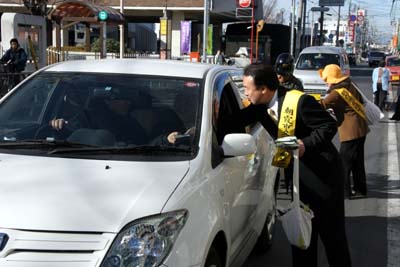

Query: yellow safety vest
[335,88,367,121]
[272,90,304,168]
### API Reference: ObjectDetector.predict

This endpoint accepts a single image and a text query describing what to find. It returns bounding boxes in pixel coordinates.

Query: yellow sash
[335,88,367,121]
[272,90,304,168]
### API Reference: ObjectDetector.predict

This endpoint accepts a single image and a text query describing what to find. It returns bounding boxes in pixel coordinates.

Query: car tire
[253,195,276,254]
[205,246,223,267]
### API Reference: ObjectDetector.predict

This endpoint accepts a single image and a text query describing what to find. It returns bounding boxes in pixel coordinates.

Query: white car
[0,59,278,267]
[294,46,350,97]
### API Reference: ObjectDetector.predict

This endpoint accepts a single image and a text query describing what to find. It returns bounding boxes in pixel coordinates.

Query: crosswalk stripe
[387,115,400,267]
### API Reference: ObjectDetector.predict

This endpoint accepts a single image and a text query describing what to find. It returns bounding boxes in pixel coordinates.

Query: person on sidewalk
[320,64,370,198]
[372,60,390,111]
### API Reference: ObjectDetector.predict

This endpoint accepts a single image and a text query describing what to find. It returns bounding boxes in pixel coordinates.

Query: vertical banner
[180,21,192,55]
[160,18,168,59]
[207,24,213,55]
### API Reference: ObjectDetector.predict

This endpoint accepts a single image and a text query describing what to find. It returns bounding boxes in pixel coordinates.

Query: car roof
[299,46,345,54]
[43,59,218,79]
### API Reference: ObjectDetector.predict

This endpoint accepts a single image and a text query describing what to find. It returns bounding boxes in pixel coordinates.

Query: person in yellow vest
[319,64,369,198]
[224,64,351,267]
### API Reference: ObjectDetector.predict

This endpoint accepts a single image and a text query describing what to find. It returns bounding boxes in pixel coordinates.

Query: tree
[262,0,278,23]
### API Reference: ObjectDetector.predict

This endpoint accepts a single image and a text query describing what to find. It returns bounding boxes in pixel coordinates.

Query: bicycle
[0,63,22,97]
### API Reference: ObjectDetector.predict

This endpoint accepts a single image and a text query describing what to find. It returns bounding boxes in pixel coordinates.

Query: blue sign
[98,11,108,21]
[350,15,357,21]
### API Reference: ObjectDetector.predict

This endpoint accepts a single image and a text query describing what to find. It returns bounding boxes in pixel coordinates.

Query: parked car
[368,51,386,67]
[385,55,400,85]
[0,59,278,267]
[293,46,350,97]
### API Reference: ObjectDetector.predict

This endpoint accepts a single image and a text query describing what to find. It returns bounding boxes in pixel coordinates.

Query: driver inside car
[50,88,148,146]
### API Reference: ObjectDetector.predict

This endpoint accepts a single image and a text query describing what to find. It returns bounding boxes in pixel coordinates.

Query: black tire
[253,196,277,254]
[205,246,223,267]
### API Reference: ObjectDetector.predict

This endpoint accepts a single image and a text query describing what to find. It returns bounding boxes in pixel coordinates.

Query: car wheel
[205,246,223,267]
[253,195,276,253]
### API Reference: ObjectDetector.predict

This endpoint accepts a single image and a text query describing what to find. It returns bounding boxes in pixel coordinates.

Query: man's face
[277,74,287,84]
[10,42,18,50]
[243,75,274,105]
[106,99,131,116]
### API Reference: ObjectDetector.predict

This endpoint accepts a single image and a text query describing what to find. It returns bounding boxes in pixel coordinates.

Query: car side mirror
[221,133,256,157]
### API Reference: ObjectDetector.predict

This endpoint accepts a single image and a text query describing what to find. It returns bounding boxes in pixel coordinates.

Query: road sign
[98,11,108,21]
[357,15,364,22]
[350,15,356,21]
[311,7,330,12]
[319,0,345,6]
[238,0,251,8]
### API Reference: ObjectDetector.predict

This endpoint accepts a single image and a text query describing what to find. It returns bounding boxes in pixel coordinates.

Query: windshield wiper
[0,139,95,149]
[48,145,192,155]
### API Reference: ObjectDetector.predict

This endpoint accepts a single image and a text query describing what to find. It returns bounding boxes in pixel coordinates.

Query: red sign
[238,0,252,8]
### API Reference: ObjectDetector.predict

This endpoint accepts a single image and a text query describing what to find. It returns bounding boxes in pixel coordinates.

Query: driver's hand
[50,118,67,130]
[167,131,179,144]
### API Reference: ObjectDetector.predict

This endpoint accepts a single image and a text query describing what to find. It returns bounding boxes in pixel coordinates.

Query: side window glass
[211,73,247,168]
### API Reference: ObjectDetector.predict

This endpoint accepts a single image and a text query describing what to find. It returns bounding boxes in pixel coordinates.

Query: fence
[46,47,215,64]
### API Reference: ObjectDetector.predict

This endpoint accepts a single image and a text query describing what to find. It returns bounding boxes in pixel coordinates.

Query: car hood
[294,70,326,85]
[0,153,189,233]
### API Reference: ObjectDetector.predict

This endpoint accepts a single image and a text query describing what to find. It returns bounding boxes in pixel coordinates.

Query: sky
[274,0,397,44]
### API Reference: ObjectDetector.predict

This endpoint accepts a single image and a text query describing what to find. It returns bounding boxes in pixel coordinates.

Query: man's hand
[167,131,179,144]
[50,118,67,131]
[298,139,305,157]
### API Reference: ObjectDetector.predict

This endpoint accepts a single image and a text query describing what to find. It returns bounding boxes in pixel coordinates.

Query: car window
[0,72,203,158]
[211,75,246,167]
[296,53,340,70]
[387,58,400,67]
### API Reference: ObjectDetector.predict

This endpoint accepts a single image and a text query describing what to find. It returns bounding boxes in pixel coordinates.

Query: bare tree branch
[263,0,278,23]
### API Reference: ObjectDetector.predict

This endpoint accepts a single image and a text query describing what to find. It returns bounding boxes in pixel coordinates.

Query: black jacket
[0,47,27,72]
[226,88,344,207]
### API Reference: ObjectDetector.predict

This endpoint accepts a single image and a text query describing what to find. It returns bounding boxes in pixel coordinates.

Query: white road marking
[387,117,400,267]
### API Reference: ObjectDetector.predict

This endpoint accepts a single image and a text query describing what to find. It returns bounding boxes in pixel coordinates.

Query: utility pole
[319,7,325,45]
[202,0,209,63]
[290,0,296,56]
[119,0,124,58]
[301,0,307,49]
[336,6,341,46]
[295,0,303,57]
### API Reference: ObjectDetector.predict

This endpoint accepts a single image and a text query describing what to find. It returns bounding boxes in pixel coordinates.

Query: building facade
[0,0,265,58]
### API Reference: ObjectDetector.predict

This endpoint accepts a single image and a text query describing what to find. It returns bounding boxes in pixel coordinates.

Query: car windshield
[387,58,400,67]
[369,52,385,58]
[296,53,340,70]
[0,72,202,158]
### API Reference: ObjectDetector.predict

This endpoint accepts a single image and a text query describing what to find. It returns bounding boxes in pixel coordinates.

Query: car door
[209,71,271,259]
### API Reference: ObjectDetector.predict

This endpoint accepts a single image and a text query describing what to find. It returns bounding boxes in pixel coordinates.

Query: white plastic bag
[363,99,384,125]
[352,82,384,125]
[278,146,314,250]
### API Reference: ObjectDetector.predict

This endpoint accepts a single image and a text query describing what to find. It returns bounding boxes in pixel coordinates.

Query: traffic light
[98,11,108,21]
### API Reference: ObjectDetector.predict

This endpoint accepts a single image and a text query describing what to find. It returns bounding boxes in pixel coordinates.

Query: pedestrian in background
[372,60,390,111]
[274,52,304,91]
[320,64,369,198]
[0,38,27,73]
[214,49,225,65]
[224,64,351,267]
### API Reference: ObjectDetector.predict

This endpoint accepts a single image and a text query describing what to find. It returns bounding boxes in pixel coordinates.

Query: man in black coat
[226,64,351,267]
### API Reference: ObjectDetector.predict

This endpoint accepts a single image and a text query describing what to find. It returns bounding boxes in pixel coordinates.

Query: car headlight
[101,210,188,267]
